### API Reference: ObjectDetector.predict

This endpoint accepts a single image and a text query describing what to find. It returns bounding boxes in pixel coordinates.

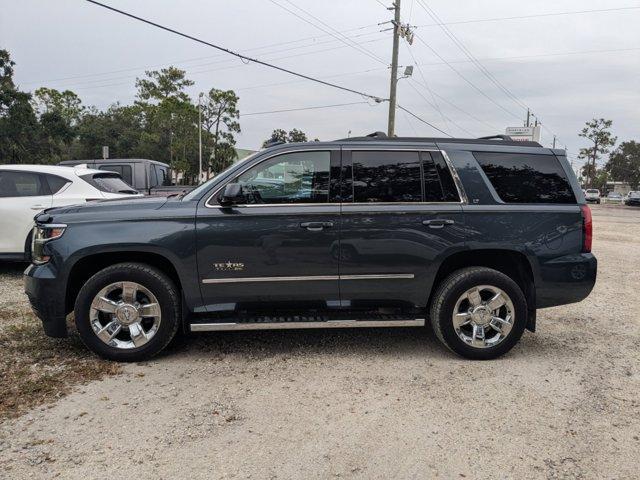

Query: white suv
[584,189,601,204]
[0,164,141,261]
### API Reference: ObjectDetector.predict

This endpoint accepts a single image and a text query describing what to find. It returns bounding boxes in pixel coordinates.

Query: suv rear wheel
[74,263,180,362]
[430,267,527,360]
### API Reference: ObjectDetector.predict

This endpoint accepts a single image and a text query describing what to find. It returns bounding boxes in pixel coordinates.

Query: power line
[84,0,387,102]
[31,36,388,91]
[413,46,640,67]
[396,104,452,136]
[415,5,640,27]
[412,32,521,121]
[416,0,528,112]
[242,101,371,116]
[403,42,453,133]
[405,80,474,136]
[268,0,388,65]
[22,24,384,86]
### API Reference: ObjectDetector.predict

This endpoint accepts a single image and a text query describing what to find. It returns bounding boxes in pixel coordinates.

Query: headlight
[32,224,66,265]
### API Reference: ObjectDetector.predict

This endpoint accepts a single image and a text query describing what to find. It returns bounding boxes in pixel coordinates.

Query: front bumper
[24,263,68,337]
[535,253,597,308]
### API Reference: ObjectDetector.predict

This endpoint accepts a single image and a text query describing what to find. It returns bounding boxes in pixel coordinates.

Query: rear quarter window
[473,152,576,204]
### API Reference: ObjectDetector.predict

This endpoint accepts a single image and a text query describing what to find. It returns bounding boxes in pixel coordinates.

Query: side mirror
[218,183,244,207]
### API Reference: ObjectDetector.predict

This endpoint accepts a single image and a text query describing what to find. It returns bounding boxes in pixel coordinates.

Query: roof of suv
[59,158,170,167]
[336,133,542,147]
[0,164,105,178]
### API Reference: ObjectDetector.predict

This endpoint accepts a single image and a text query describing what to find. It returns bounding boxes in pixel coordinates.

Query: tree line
[0,49,311,182]
[577,118,639,190]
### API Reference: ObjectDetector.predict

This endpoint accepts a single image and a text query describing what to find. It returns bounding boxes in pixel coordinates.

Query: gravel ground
[0,204,639,479]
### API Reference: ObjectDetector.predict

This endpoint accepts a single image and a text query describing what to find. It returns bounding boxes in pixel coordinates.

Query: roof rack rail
[338,131,389,141]
[366,131,388,139]
[263,139,286,148]
[478,135,513,141]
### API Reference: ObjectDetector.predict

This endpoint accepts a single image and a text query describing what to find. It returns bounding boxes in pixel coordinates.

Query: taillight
[580,205,592,253]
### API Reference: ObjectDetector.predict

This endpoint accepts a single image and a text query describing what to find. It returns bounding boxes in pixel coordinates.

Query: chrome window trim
[204,148,336,209]
[203,146,467,208]
[202,273,414,284]
[439,149,468,204]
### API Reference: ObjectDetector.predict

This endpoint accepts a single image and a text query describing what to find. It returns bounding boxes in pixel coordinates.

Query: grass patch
[0,308,121,420]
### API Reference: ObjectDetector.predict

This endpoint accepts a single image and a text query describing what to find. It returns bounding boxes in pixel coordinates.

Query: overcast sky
[2,0,639,168]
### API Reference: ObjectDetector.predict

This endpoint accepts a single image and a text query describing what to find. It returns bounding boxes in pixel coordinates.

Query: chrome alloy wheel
[89,281,161,349]
[452,285,515,349]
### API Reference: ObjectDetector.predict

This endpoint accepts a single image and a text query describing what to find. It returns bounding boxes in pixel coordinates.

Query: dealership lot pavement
[1,204,639,479]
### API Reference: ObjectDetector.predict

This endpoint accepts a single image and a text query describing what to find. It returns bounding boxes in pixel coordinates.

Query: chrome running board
[190,318,425,332]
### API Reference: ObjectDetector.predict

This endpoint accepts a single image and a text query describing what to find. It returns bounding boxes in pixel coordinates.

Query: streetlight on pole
[198,93,203,184]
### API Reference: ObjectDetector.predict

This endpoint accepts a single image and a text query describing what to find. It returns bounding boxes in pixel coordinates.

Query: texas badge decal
[213,261,245,272]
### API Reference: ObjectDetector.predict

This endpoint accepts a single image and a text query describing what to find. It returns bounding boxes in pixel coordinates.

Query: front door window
[235,151,330,204]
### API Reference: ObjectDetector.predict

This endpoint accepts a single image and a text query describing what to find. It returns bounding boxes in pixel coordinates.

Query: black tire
[74,262,180,362]
[430,267,527,360]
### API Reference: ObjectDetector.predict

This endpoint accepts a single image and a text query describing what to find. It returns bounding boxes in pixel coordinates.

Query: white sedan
[0,164,141,261]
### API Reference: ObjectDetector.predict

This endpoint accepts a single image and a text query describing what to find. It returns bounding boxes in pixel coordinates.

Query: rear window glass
[81,173,138,194]
[99,165,133,185]
[473,152,576,204]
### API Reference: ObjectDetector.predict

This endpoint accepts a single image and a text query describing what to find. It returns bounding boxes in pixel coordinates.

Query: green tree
[578,118,617,188]
[73,104,145,159]
[201,88,240,178]
[32,87,84,125]
[0,49,40,164]
[134,68,198,176]
[135,67,194,103]
[262,128,309,147]
[605,141,640,188]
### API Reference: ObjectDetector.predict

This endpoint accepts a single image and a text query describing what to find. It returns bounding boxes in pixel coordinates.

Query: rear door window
[0,171,47,197]
[473,152,576,204]
[349,150,460,203]
[352,151,422,202]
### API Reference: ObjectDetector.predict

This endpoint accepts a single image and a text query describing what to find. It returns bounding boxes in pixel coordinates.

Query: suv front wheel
[430,267,527,360]
[74,263,180,361]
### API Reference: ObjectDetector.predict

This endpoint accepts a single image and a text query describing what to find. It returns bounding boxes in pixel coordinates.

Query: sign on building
[505,126,541,142]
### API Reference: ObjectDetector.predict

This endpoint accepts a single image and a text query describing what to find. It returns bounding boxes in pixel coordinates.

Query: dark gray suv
[24,134,596,361]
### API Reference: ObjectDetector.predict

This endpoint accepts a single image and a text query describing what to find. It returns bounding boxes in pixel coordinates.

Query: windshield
[182,152,261,201]
[586,189,599,194]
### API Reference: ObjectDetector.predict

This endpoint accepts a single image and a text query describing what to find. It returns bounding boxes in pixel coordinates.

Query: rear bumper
[24,263,68,337]
[535,253,597,308]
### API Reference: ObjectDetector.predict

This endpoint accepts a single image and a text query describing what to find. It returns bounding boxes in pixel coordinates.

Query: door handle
[422,219,454,229]
[300,221,333,231]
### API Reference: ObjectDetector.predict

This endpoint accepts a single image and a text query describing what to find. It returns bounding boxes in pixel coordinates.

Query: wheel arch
[429,249,537,331]
[65,250,184,315]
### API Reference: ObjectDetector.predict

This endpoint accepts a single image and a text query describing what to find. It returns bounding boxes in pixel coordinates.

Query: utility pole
[198,93,203,184]
[387,0,401,137]
[552,135,556,148]
[525,109,530,127]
